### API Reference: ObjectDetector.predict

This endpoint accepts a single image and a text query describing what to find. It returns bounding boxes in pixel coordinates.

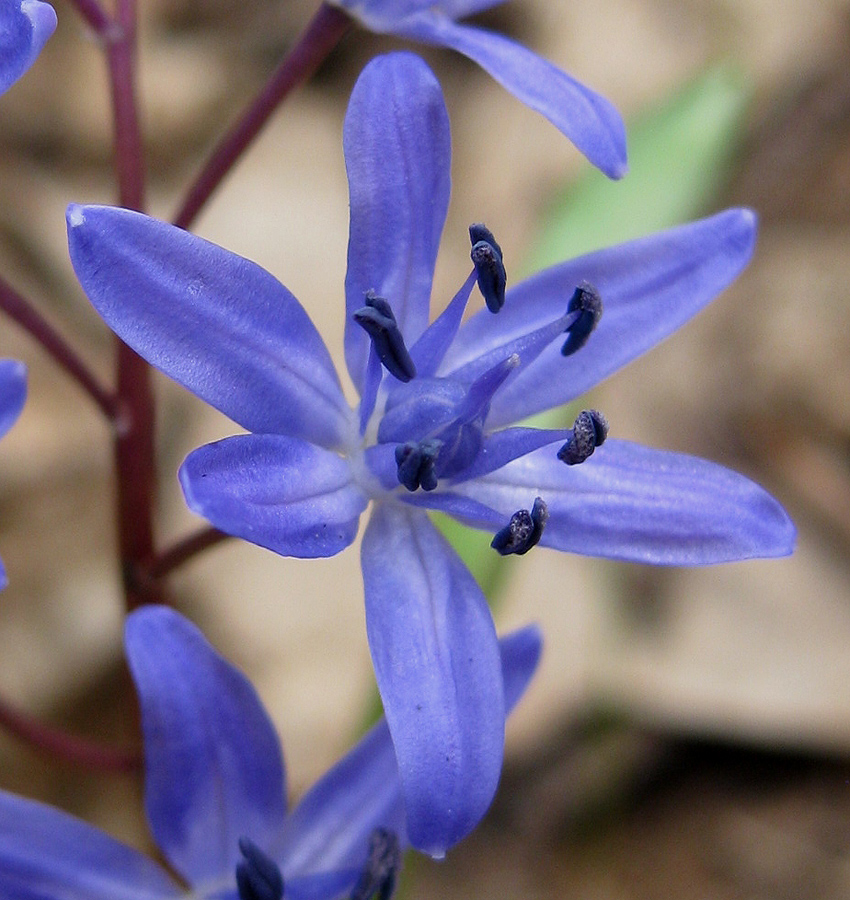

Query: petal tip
[22,0,58,40]
[66,203,86,229]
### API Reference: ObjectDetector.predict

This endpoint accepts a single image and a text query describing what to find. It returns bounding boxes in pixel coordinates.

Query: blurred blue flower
[0,0,57,94]
[326,0,627,178]
[0,605,543,897]
[66,52,794,857]
[0,359,26,589]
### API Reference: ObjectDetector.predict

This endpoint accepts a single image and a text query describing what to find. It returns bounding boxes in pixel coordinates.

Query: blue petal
[393,15,627,179]
[444,209,758,428]
[125,606,288,887]
[435,0,507,16]
[180,434,367,559]
[0,360,25,590]
[0,789,181,900]
[0,359,26,439]
[281,720,406,878]
[448,426,569,482]
[451,439,796,564]
[280,618,541,880]
[409,271,476,378]
[499,624,542,713]
[343,53,451,393]
[66,205,351,449]
[285,871,363,900]
[0,0,56,95]
[360,503,503,857]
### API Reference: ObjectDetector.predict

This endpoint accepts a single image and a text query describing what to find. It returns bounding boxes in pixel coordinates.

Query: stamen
[557,409,608,465]
[353,291,416,382]
[561,281,602,356]
[235,837,283,900]
[350,828,402,900]
[469,223,506,313]
[395,438,441,491]
[457,353,519,424]
[491,497,548,555]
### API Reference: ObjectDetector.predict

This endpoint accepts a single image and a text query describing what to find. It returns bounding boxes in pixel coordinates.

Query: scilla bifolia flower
[325,0,627,179]
[67,52,794,857]
[0,605,544,897]
[0,0,56,94]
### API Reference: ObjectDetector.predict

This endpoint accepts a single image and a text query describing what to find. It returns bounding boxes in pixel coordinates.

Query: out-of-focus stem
[0,275,116,419]
[147,526,230,581]
[105,0,160,609]
[0,693,141,772]
[172,1,353,230]
[63,0,113,35]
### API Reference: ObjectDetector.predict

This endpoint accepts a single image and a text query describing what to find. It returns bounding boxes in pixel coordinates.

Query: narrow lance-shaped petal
[66,205,352,450]
[281,621,542,878]
[125,606,288,887]
[0,360,25,590]
[343,52,451,393]
[0,0,57,95]
[0,360,26,439]
[361,503,504,858]
[391,14,627,179]
[443,209,757,428]
[448,440,796,564]
[0,791,183,900]
[179,434,368,559]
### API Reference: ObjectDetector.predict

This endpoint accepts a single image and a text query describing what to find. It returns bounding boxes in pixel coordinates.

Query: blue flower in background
[327,0,627,179]
[0,604,543,897]
[0,359,26,589]
[66,52,794,857]
[0,0,57,94]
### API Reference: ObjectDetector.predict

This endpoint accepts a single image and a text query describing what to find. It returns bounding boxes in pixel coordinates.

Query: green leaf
[523,63,752,274]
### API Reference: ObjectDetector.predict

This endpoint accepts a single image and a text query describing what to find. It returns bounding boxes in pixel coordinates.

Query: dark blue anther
[353,291,416,382]
[557,409,608,465]
[469,223,506,313]
[235,837,283,900]
[491,497,548,556]
[395,438,441,492]
[350,828,401,900]
[561,281,602,356]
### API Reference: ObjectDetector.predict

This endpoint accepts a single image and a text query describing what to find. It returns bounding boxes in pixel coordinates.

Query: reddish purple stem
[148,526,230,580]
[0,275,116,418]
[173,1,353,230]
[62,0,113,35]
[0,693,141,773]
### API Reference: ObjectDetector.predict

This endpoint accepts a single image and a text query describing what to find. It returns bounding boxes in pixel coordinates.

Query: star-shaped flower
[66,52,794,858]
[326,0,627,178]
[0,605,542,898]
[0,359,26,589]
[0,0,56,95]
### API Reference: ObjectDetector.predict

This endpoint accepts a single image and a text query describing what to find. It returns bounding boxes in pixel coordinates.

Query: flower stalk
[0,275,115,419]
[0,692,141,773]
[172,1,353,230]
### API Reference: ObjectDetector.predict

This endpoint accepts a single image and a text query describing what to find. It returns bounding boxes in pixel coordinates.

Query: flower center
[352,225,608,517]
[236,837,283,900]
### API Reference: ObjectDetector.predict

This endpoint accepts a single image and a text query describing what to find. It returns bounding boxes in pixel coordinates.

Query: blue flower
[0,358,26,589]
[0,604,543,897]
[326,0,627,179]
[0,0,57,94]
[66,52,794,858]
